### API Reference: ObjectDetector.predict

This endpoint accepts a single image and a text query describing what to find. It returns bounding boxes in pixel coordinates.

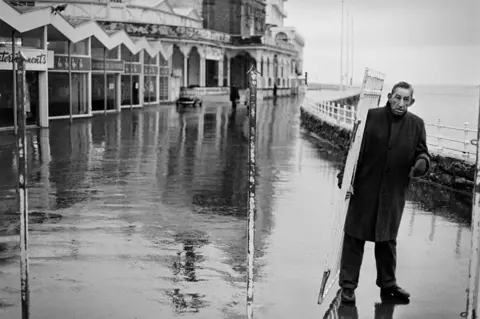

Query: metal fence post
[437,118,443,152]
[12,30,18,135]
[246,63,259,319]
[464,122,470,160]
[16,51,30,319]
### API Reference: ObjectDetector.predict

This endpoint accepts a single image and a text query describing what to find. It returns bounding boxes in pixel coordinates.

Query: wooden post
[246,63,260,319]
[104,47,107,115]
[68,40,73,123]
[16,51,30,319]
[130,52,133,110]
[12,30,18,135]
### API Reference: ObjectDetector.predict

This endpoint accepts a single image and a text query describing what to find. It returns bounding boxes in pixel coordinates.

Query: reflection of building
[0,0,305,130]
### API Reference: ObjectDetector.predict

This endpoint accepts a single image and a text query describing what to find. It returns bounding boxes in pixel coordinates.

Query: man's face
[387,87,415,116]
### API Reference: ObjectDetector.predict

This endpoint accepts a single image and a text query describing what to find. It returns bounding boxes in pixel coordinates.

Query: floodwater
[0,103,249,319]
[0,97,473,319]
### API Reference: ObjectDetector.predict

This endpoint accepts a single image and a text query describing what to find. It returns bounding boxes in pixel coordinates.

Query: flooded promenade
[0,97,473,319]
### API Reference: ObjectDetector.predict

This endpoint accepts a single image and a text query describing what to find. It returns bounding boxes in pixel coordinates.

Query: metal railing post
[16,51,30,319]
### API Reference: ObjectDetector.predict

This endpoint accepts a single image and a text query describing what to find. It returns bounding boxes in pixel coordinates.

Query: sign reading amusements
[91,59,125,72]
[0,47,54,71]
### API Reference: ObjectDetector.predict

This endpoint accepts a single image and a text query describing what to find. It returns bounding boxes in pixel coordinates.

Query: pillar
[139,50,144,104]
[182,56,188,87]
[38,25,49,127]
[116,74,121,112]
[168,55,174,101]
[226,57,231,87]
[218,58,224,87]
[200,55,206,87]
[156,55,160,103]
[87,37,92,114]
[38,71,48,128]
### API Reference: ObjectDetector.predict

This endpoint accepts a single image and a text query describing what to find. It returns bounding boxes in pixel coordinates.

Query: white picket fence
[303,97,478,163]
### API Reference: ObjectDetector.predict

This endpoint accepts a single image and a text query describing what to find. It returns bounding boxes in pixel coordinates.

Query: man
[230,86,240,109]
[337,81,430,303]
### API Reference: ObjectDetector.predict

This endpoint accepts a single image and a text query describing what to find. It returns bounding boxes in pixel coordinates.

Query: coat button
[388,145,392,150]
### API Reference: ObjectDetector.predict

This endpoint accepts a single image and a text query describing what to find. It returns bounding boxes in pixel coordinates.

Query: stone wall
[300,103,476,195]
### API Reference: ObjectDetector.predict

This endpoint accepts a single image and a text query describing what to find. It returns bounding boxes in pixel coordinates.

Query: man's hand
[409,158,427,178]
[337,172,353,199]
[345,185,354,200]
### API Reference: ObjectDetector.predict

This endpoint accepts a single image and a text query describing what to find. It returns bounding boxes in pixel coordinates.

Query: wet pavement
[0,96,473,319]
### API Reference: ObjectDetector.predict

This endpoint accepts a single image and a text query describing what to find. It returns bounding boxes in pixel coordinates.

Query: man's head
[387,81,415,116]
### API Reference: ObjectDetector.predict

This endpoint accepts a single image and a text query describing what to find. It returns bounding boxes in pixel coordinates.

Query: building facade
[0,0,305,130]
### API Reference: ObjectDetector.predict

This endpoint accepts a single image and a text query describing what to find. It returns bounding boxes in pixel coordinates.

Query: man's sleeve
[414,119,431,176]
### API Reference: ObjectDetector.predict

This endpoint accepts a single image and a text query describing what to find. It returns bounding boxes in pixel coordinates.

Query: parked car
[176,85,203,108]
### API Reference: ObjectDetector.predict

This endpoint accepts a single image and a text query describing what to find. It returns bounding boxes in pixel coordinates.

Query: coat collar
[384,103,407,122]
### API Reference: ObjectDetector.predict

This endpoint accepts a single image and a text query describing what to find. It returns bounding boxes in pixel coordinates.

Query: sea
[306,85,480,159]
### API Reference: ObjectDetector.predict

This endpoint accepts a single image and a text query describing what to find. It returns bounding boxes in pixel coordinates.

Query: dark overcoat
[339,105,431,242]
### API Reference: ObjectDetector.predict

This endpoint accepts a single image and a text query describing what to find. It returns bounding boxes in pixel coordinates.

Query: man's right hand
[345,186,354,200]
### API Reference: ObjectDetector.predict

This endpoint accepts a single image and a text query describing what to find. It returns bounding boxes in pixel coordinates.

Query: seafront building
[0,0,305,130]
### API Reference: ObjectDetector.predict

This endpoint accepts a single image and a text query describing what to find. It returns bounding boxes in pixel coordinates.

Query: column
[179,45,191,87]
[116,74,121,112]
[139,50,144,104]
[38,71,49,128]
[38,25,49,127]
[87,37,92,115]
[199,55,206,87]
[183,55,188,87]
[226,57,231,87]
[218,58,224,87]
[156,55,160,103]
[168,55,173,101]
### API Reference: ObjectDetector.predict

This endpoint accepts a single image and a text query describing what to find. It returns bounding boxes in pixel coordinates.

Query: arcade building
[0,0,305,130]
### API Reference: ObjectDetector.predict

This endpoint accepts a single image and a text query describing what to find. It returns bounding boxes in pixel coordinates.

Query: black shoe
[380,285,410,300]
[341,288,356,303]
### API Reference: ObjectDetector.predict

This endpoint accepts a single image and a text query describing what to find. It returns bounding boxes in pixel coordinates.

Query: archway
[171,45,185,100]
[188,47,200,86]
[230,52,256,89]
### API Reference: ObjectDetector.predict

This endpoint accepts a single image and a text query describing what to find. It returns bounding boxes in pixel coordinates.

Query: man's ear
[387,93,392,99]
[409,98,416,107]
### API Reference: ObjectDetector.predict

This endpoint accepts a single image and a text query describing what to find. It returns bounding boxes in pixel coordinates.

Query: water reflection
[323,289,410,319]
[0,104,248,318]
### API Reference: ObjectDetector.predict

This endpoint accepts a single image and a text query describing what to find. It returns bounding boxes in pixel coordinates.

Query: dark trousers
[339,233,397,290]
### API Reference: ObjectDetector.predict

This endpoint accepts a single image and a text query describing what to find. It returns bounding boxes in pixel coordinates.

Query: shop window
[91,41,118,60]
[121,45,140,62]
[48,72,88,117]
[91,74,118,111]
[21,28,44,49]
[0,70,39,127]
[143,76,157,103]
[144,53,156,65]
[159,76,169,101]
[121,75,140,105]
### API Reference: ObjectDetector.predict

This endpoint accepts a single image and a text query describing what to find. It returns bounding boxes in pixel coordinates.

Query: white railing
[424,119,477,162]
[303,97,478,163]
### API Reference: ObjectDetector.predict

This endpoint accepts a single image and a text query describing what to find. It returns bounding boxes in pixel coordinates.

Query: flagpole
[346,10,350,88]
[351,15,354,86]
[340,0,344,91]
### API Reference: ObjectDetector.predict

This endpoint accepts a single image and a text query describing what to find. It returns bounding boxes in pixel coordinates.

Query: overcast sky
[284,0,480,85]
